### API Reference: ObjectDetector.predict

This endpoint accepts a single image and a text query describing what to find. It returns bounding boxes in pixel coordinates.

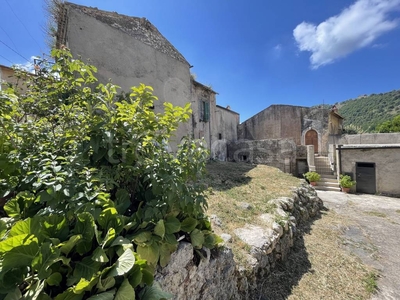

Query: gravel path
[317,191,400,300]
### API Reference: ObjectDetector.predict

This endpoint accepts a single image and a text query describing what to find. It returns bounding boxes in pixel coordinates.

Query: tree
[0,48,219,299]
[376,115,400,133]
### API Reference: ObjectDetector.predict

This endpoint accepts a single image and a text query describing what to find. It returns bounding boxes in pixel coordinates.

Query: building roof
[63,2,190,65]
[339,144,400,149]
[216,104,240,115]
[191,79,217,94]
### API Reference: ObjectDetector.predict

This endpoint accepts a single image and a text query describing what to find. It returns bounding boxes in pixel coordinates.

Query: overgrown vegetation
[0,48,219,299]
[376,114,400,133]
[338,89,400,132]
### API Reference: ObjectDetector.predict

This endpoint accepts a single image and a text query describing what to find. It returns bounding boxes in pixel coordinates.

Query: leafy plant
[376,114,400,133]
[304,171,321,183]
[339,174,356,188]
[0,48,220,299]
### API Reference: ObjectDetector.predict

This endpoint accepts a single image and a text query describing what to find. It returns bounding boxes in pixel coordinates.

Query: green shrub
[339,175,356,188]
[304,171,321,182]
[0,48,219,299]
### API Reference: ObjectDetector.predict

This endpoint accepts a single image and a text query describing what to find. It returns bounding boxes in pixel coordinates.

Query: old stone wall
[155,182,323,299]
[227,139,297,174]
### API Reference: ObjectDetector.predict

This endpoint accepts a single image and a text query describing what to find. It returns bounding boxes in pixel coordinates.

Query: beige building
[55,2,239,157]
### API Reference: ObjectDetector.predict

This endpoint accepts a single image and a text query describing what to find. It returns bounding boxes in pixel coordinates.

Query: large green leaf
[107,249,135,277]
[46,272,62,286]
[164,217,180,234]
[32,242,62,279]
[128,265,142,288]
[153,220,165,238]
[138,282,172,300]
[98,208,118,230]
[74,213,95,255]
[73,256,102,281]
[190,229,204,249]
[180,217,198,233]
[92,247,109,263]
[4,287,22,300]
[8,218,41,238]
[96,277,115,292]
[159,242,177,268]
[60,235,82,256]
[73,275,99,294]
[3,198,20,218]
[115,189,131,214]
[54,288,84,300]
[0,234,39,272]
[115,278,135,300]
[86,290,115,300]
[41,215,69,241]
[136,243,159,266]
[0,219,7,238]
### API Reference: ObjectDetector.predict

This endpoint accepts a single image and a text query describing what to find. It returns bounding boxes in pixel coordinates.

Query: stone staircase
[314,155,340,192]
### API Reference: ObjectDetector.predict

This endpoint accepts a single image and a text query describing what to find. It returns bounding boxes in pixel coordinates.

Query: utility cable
[0,24,19,51]
[0,39,30,62]
[0,54,14,65]
[4,0,42,51]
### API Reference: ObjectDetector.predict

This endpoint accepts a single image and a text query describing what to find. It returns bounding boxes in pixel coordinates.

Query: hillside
[337,90,400,132]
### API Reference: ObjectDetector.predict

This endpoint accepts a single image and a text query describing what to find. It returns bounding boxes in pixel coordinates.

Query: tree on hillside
[376,115,400,133]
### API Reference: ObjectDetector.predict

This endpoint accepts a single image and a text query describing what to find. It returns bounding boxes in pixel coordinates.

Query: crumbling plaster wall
[64,6,192,151]
[156,182,323,299]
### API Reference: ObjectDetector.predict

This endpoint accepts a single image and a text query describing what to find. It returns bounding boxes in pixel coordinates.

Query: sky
[1,0,400,122]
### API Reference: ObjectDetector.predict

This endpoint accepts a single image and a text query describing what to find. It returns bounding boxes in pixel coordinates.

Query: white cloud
[293,0,400,68]
[13,56,39,73]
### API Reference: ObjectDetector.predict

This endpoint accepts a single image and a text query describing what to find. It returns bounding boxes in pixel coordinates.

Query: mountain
[337,89,400,132]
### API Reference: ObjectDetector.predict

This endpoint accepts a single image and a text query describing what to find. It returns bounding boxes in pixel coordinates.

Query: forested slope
[337,90,400,132]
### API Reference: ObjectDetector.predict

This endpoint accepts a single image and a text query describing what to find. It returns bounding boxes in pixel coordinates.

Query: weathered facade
[237,105,332,154]
[0,65,18,91]
[55,2,239,155]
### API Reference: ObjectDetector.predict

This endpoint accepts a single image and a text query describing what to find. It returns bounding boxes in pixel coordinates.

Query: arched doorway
[305,129,318,153]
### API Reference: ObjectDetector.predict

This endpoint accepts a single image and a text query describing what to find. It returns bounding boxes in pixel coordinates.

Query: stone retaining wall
[155,182,323,299]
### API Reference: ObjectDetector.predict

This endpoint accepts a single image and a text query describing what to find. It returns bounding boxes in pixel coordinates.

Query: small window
[199,100,210,122]
[218,133,222,140]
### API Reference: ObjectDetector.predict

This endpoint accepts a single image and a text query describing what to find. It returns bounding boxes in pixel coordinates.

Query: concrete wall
[340,146,400,196]
[227,139,297,174]
[334,133,400,145]
[64,6,193,150]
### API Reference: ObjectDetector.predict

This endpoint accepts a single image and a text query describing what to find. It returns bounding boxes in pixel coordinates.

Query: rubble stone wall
[155,182,323,299]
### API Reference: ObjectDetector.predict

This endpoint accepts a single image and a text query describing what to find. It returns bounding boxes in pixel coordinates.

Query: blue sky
[1,0,400,121]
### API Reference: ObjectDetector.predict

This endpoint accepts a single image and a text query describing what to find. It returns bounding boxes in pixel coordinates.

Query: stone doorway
[305,129,318,153]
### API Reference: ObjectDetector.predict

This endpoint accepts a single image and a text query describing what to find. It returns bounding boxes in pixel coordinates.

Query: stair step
[315,186,341,192]
[317,181,339,187]
[319,177,338,183]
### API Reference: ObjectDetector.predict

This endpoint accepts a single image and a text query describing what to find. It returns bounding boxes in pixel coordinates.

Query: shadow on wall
[205,161,256,191]
[258,208,325,299]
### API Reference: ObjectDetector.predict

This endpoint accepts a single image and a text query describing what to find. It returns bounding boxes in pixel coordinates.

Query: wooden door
[305,130,318,153]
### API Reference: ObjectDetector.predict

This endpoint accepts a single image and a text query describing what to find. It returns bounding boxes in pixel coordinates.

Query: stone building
[55,2,239,157]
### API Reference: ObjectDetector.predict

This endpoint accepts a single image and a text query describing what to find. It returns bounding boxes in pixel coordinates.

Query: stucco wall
[340,146,400,195]
[0,66,18,91]
[64,7,193,150]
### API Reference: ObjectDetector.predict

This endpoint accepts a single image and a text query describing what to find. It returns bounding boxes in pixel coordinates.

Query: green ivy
[0,48,221,299]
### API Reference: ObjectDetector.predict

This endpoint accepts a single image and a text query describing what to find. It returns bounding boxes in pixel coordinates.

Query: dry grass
[205,161,300,226]
[204,161,376,299]
[364,211,387,218]
[204,161,300,261]
[262,210,377,299]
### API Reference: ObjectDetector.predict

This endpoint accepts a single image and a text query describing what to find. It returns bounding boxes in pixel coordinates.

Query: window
[218,133,222,140]
[199,100,210,122]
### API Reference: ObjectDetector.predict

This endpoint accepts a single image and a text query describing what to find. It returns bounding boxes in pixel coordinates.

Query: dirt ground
[317,191,400,300]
